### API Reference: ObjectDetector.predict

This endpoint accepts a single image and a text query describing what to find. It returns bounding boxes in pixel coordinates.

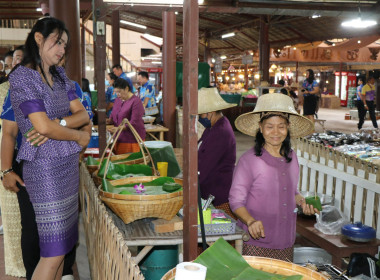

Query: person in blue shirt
[105,72,118,117]
[112,64,136,93]
[138,71,157,109]
[79,78,94,120]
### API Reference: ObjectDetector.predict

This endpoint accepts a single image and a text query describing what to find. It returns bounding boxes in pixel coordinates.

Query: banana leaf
[98,161,152,180]
[305,196,322,211]
[86,156,100,166]
[194,238,302,280]
[101,177,181,195]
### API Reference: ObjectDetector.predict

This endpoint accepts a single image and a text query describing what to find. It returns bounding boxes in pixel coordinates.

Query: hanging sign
[242,54,253,65]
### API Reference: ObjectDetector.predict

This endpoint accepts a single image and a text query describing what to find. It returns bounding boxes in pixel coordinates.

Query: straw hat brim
[198,102,236,114]
[235,110,314,138]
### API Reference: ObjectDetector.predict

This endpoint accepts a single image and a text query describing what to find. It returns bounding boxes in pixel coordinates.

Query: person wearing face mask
[197,87,237,217]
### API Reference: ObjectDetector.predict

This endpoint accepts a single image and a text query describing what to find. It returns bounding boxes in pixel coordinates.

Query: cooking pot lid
[341,222,376,239]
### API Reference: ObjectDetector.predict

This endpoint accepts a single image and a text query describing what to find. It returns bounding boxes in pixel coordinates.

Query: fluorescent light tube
[221,32,235,39]
[120,20,147,29]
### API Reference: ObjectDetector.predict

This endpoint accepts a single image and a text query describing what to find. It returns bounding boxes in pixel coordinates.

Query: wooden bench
[297,217,380,268]
[314,119,326,132]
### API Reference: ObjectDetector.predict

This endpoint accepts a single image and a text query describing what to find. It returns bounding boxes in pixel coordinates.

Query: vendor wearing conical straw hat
[198,87,237,218]
[229,93,317,262]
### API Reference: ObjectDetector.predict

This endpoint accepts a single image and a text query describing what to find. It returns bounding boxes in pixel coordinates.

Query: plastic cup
[157,162,168,177]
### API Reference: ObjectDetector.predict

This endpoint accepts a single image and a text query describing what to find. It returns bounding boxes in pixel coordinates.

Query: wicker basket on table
[86,120,149,175]
[98,118,183,224]
[92,119,154,186]
[98,176,183,224]
[162,256,328,280]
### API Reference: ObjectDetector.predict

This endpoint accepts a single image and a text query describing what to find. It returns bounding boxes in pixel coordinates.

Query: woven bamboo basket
[98,176,183,224]
[161,256,328,280]
[92,118,158,186]
[86,120,150,175]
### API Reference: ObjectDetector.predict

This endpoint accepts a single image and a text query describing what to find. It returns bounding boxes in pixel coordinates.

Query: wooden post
[259,16,270,83]
[93,0,107,154]
[182,0,199,261]
[162,11,177,146]
[112,9,120,67]
[49,0,81,84]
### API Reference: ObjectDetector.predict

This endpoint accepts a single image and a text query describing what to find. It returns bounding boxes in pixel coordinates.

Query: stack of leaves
[194,238,303,280]
[86,151,144,166]
[97,161,152,180]
[102,177,182,195]
[86,156,99,166]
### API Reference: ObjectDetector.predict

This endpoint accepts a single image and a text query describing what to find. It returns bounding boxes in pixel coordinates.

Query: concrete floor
[0,106,378,280]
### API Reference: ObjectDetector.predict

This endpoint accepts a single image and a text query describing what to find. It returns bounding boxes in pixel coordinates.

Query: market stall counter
[296,217,380,268]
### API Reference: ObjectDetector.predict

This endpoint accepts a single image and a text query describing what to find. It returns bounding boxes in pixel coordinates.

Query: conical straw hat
[198,87,237,114]
[235,93,314,138]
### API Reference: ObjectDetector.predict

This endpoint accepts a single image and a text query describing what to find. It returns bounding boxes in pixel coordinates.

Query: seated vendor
[107,78,146,154]
[198,87,237,218]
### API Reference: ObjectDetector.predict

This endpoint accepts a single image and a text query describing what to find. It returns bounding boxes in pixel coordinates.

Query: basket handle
[123,118,158,176]
[102,119,128,180]
[97,123,123,170]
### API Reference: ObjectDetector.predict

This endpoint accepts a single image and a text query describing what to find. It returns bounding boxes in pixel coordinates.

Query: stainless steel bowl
[293,247,332,265]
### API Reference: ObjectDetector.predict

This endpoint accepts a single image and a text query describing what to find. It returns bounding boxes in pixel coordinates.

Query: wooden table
[144,124,169,141]
[297,217,380,267]
[107,208,249,264]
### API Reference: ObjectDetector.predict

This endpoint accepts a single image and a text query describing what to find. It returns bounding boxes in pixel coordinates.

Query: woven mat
[0,183,26,277]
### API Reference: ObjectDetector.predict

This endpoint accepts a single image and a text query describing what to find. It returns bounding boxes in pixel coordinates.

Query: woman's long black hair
[20,17,69,87]
[254,113,292,162]
[306,69,315,85]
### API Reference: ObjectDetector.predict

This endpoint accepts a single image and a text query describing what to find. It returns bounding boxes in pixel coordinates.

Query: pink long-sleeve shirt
[109,95,146,143]
[229,148,300,249]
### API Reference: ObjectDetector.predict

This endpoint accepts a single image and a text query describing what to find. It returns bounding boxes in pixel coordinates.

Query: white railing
[294,138,380,237]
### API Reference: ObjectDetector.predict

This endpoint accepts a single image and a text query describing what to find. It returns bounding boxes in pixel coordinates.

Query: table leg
[159,131,164,141]
[235,240,243,254]
[132,245,154,264]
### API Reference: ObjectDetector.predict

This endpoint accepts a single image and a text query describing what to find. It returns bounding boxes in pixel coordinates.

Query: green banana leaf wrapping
[194,238,302,280]
[305,196,322,211]
[86,156,99,166]
[98,161,152,180]
[101,177,183,195]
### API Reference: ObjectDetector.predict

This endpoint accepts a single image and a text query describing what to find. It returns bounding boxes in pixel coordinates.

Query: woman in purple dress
[8,17,91,279]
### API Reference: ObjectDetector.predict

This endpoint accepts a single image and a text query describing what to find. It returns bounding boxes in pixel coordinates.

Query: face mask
[105,80,110,86]
[198,116,211,128]
[5,69,11,75]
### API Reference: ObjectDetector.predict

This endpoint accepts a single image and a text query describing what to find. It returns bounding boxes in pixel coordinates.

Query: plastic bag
[314,205,350,235]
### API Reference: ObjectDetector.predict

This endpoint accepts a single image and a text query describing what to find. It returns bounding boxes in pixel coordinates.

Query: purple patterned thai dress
[9,66,82,257]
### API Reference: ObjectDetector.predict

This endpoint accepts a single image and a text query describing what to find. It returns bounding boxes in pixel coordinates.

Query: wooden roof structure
[1,0,380,62]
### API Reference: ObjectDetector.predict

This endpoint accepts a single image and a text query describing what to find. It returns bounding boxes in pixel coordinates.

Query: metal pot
[341,222,376,242]
[293,247,332,265]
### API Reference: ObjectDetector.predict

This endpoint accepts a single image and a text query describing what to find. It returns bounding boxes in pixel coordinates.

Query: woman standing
[301,69,320,123]
[8,17,90,279]
[359,76,378,129]
[107,78,146,154]
[197,87,236,217]
[230,93,316,262]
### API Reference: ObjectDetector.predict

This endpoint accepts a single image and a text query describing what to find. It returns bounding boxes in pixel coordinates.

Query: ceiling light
[211,58,215,63]
[152,61,161,64]
[341,3,377,29]
[120,20,147,29]
[220,55,227,59]
[312,14,321,19]
[293,47,297,50]
[332,43,336,46]
[358,40,361,43]
[221,32,235,39]
[342,18,377,28]
[175,11,178,15]
[36,8,42,12]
